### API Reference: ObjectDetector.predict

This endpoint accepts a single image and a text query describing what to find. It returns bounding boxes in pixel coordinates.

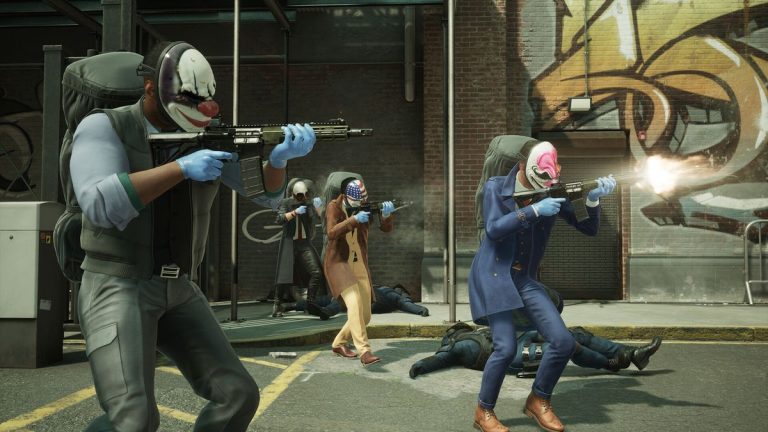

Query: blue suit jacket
[468,166,601,325]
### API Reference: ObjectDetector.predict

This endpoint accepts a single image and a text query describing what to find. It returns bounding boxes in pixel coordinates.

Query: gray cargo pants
[78,270,259,431]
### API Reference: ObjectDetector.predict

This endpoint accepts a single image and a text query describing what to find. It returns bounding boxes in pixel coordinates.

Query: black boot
[282,302,297,313]
[306,301,331,320]
[630,336,662,370]
[271,300,285,318]
[606,349,632,372]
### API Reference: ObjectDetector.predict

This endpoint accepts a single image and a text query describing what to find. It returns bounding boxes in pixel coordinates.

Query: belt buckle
[160,265,181,279]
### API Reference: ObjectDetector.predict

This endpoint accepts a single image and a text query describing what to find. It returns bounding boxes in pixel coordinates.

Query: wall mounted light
[568,96,592,112]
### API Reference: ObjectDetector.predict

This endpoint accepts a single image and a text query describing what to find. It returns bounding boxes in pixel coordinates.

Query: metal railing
[744,219,768,304]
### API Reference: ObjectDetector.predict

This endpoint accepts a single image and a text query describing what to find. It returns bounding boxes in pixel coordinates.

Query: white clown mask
[155,43,219,132]
[524,141,561,189]
[292,181,309,202]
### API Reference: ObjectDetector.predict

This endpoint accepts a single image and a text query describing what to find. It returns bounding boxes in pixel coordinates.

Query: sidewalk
[209,301,768,347]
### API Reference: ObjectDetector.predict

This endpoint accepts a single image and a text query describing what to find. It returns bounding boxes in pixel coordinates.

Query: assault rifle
[513,174,633,222]
[148,118,372,199]
[360,199,414,215]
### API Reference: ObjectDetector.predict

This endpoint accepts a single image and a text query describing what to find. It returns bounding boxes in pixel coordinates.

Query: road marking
[252,350,321,420]
[240,357,288,369]
[157,405,197,424]
[157,366,183,376]
[0,386,96,431]
[219,317,314,330]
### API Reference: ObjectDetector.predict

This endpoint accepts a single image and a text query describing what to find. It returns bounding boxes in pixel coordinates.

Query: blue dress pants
[478,270,575,409]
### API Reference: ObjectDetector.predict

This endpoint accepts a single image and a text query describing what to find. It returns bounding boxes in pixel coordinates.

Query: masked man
[409,322,662,379]
[69,41,316,431]
[469,139,616,432]
[273,180,324,317]
[324,178,394,366]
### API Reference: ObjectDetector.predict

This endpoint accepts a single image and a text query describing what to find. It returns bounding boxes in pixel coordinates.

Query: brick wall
[423,0,768,302]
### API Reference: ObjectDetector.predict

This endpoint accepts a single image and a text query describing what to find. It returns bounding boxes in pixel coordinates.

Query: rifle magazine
[240,156,266,198]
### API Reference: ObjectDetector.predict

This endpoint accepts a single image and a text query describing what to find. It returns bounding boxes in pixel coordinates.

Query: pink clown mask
[525,141,561,188]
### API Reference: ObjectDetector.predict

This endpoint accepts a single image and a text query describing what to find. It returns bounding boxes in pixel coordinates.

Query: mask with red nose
[524,141,561,189]
[139,41,219,132]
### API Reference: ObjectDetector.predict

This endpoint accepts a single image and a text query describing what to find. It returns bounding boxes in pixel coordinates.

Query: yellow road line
[239,357,288,370]
[157,405,197,424]
[253,350,321,419]
[0,386,96,432]
[157,366,184,376]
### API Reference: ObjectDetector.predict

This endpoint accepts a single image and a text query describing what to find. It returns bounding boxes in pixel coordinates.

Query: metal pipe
[743,219,768,305]
[284,30,289,122]
[447,0,456,323]
[404,6,415,102]
[230,0,241,321]
[263,0,291,33]
[43,0,102,34]
[41,45,62,202]
[583,0,590,96]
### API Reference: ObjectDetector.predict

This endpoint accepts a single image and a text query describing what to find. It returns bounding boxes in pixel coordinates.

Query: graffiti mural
[529,0,768,243]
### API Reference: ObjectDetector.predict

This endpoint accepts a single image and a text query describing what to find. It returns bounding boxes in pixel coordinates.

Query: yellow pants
[332,259,373,354]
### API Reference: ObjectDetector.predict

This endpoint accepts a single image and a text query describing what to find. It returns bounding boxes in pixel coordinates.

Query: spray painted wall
[521,0,768,301]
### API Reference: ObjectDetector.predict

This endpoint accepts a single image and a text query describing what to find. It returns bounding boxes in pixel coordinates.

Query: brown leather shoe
[473,405,509,432]
[523,392,564,432]
[331,345,357,359]
[360,351,381,367]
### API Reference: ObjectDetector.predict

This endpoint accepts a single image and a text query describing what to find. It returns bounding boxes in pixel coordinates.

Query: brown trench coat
[322,194,394,300]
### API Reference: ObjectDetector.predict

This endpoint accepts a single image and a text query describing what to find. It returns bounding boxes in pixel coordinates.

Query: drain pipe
[446,0,456,323]
[230,0,241,322]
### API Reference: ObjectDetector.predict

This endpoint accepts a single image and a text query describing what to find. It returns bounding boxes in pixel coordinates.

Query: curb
[223,324,768,348]
[64,325,768,348]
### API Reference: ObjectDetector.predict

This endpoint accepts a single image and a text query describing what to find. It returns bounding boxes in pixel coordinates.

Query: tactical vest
[79,100,218,279]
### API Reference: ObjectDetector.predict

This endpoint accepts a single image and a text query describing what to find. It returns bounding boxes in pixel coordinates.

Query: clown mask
[155,43,219,132]
[343,179,368,210]
[525,141,561,189]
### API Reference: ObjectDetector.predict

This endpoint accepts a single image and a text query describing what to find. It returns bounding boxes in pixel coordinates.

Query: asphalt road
[1,339,766,431]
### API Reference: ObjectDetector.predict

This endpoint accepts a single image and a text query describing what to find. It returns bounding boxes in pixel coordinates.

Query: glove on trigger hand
[177,149,233,182]
[354,211,370,224]
[532,197,565,217]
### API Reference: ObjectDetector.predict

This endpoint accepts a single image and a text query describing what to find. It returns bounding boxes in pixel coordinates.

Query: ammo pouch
[53,206,85,283]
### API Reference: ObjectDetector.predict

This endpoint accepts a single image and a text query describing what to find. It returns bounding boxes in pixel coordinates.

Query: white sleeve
[70,113,141,231]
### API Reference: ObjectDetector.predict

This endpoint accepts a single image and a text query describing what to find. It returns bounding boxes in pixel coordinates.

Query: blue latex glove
[294,205,307,215]
[587,175,617,201]
[268,123,317,169]
[532,197,566,217]
[177,149,233,182]
[381,201,395,218]
[354,211,370,224]
[313,197,323,208]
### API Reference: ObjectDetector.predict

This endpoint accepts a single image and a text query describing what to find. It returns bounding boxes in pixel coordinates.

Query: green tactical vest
[79,100,218,279]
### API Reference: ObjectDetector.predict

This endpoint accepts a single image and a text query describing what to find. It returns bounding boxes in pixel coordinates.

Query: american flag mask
[344,180,368,208]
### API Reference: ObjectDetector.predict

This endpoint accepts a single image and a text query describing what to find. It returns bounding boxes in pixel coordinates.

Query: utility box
[0,202,66,368]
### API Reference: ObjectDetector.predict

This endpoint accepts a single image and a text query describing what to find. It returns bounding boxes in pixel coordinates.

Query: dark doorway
[534,130,629,300]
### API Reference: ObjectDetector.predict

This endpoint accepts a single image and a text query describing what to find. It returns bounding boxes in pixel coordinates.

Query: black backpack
[53,51,144,282]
